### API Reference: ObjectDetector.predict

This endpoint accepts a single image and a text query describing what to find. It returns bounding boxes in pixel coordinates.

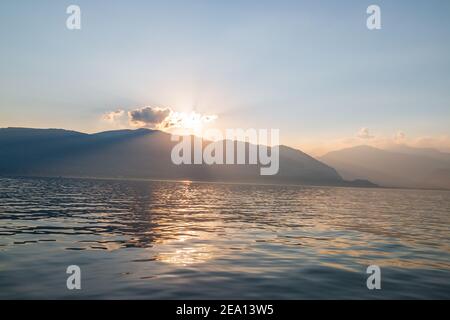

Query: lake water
[0,177,449,299]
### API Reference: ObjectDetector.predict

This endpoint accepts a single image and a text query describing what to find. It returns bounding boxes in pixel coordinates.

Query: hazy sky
[1,0,449,155]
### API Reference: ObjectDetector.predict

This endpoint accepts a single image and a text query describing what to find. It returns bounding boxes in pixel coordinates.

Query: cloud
[356,127,374,139]
[102,110,126,122]
[102,106,218,132]
[101,110,128,128]
[394,131,406,142]
[163,112,218,129]
[129,107,171,127]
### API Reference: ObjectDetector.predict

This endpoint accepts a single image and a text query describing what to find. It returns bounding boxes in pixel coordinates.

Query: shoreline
[2,173,450,192]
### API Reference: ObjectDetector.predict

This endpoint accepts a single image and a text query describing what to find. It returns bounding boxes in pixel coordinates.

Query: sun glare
[166,111,218,136]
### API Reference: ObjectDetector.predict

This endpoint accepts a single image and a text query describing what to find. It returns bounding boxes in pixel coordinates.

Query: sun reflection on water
[1,177,450,298]
[156,244,216,266]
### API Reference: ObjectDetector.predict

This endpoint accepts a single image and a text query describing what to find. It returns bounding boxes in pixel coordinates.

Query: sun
[165,111,218,136]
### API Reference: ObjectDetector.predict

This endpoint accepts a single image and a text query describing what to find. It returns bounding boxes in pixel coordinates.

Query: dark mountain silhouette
[0,127,375,187]
[320,145,450,190]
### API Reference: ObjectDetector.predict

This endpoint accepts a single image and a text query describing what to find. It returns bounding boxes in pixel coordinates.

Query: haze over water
[0,177,449,299]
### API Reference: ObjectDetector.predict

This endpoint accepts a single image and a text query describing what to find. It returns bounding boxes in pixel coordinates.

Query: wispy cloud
[102,110,125,122]
[101,110,128,128]
[356,127,374,140]
[394,130,406,143]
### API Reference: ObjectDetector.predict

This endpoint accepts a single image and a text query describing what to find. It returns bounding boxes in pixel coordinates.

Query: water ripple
[0,177,449,299]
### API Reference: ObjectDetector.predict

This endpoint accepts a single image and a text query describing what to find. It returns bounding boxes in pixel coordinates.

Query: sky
[1,0,449,155]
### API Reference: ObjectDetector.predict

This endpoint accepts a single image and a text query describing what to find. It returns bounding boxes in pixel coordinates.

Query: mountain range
[4,127,448,190]
[321,145,450,190]
[0,127,375,187]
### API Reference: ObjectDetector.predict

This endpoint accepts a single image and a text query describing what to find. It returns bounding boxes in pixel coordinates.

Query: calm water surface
[0,177,449,299]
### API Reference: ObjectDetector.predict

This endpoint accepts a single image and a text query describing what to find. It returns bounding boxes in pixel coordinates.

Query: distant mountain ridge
[0,127,375,187]
[387,144,450,162]
[320,145,450,190]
